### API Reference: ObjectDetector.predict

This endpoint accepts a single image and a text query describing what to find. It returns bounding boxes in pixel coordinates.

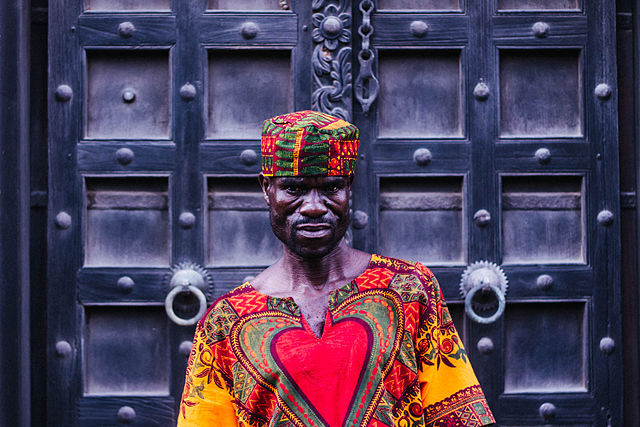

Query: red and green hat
[261,110,359,177]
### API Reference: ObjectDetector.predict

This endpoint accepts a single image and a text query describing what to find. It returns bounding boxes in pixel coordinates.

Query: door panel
[206,177,280,267]
[84,177,171,267]
[499,49,583,138]
[503,302,588,393]
[353,0,621,425]
[377,0,462,12]
[207,0,284,11]
[500,175,584,264]
[378,176,466,265]
[206,49,293,139]
[86,50,171,139]
[48,1,307,425]
[377,49,464,138]
[84,306,170,395]
[86,0,171,11]
[496,0,580,12]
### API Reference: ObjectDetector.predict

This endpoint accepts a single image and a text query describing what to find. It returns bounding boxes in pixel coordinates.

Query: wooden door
[48,0,311,425]
[352,0,622,425]
[48,0,622,425]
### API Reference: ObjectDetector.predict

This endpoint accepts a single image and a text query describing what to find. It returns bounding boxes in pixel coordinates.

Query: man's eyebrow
[321,177,348,186]
[324,177,346,183]
[278,177,305,185]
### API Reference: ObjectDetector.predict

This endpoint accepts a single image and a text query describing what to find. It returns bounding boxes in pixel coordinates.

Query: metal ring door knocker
[164,262,211,326]
[460,261,508,324]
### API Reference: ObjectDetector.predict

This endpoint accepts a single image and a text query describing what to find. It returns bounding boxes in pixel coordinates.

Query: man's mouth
[296,223,332,238]
[297,223,331,230]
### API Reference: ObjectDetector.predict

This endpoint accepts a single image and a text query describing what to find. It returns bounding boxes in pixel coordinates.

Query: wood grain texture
[78,143,176,172]
[0,1,31,426]
[200,13,297,45]
[373,14,468,45]
[78,15,176,46]
[78,268,173,302]
[77,397,175,426]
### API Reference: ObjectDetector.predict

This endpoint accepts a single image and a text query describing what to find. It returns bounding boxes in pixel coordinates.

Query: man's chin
[289,245,335,259]
[286,238,341,259]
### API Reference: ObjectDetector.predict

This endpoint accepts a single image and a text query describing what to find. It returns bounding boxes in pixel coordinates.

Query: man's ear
[258,174,271,206]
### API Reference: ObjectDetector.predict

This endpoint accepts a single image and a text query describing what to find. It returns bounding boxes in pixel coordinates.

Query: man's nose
[299,189,328,218]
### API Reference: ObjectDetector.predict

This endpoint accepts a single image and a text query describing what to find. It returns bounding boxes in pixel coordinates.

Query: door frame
[0,1,31,426]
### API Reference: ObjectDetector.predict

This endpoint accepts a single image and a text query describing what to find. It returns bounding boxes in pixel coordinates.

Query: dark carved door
[48,0,311,425]
[352,0,622,426]
[48,0,622,426]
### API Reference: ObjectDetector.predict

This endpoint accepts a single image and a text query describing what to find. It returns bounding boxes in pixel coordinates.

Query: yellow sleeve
[177,313,238,427]
[415,267,495,426]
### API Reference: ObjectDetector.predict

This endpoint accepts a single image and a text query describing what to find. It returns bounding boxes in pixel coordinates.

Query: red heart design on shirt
[272,316,371,426]
[230,289,403,427]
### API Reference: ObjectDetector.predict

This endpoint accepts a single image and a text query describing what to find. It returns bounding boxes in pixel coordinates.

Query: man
[178,111,495,426]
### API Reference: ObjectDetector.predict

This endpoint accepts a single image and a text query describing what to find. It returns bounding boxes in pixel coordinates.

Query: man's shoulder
[366,255,450,318]
[358,254,437,303]
[197,282,260,328]
[370,254,435,280]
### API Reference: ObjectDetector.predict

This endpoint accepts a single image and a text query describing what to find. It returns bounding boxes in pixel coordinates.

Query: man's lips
[297,223,331,231]
[295,223,332,238]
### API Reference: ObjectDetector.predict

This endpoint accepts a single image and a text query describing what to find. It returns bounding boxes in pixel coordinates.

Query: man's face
[260,175,352,259]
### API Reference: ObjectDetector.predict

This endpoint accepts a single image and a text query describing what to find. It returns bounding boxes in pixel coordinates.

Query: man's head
[259,110,360,258]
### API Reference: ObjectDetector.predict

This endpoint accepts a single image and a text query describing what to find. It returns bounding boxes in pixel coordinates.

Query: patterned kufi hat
[260,110,359,177]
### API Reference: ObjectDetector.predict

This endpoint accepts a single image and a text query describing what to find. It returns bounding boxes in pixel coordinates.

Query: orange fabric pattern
[178,255,494,427]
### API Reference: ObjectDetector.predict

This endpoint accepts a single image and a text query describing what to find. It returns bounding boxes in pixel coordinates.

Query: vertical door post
[0,0,31,425]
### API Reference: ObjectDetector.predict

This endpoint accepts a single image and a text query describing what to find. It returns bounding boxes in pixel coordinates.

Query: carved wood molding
[311,0,353,121]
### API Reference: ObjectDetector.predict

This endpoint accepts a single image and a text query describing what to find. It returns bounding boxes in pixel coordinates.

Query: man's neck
[250,241,371,337]
[251,240,370,299]
[279,242,351,292]
[256,241,370,338]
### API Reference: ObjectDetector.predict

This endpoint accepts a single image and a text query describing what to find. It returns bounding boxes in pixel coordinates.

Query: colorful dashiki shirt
[178,255,495,427]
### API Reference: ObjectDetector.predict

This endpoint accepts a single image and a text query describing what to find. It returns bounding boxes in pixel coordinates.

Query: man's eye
[284,185,304,193]
[323,182,344,193]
